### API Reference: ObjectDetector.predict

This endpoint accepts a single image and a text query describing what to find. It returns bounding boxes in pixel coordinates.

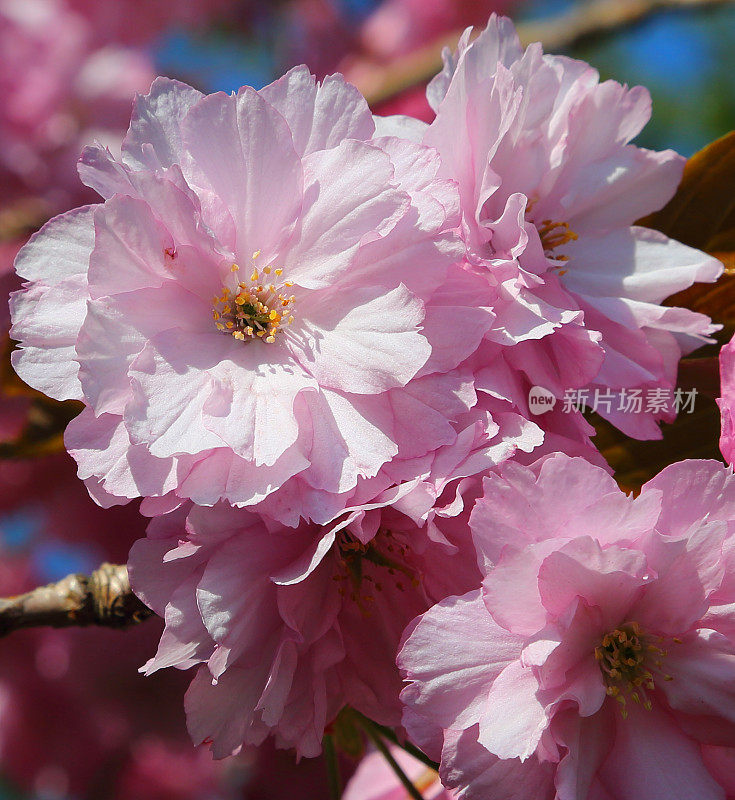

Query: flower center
[595,622,674,718]
[537,219,578,259]
[333,528,419,615]
[212,252,295,344]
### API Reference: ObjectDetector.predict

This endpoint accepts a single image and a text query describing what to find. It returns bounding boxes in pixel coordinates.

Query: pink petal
[597,701,724,800]
[440,726,555,800]
[562,227,723,305]
[181,87,303,262]
[478,659,547,760]
[398,589,524,734]
[10,205,96,400]
[122,76,203,172]
[283,140,409,289]
[290,283,430,394]
[259,65,374,157]
[537,537,647,628]
[661,630,735,730]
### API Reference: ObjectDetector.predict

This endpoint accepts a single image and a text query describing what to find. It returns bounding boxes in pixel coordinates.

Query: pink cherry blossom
[125,424,519,759]
[719,336,735,464]
[399,15,721,452]
[399,454,735,800]
[10,69,497,519]
[0,0,153,215]
[344,746,455,800]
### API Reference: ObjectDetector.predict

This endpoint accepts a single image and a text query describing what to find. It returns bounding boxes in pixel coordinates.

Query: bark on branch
[355,0,735,106]
[0,563,154,637]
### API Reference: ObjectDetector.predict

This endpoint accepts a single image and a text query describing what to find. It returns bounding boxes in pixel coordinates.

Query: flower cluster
[9,10,733,794]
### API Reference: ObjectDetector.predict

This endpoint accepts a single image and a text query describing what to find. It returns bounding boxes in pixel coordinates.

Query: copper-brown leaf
[639,130,735,254]
[593,132,735,489]
[0,336,82,459]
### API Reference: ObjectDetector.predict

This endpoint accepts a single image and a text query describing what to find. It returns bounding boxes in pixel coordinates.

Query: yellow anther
[213,256,294,344]
[597,622,678,721]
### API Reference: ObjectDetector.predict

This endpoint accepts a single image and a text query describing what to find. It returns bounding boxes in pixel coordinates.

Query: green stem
[323,733,342,800]
[369,720,439,771]
[359,718,426,800]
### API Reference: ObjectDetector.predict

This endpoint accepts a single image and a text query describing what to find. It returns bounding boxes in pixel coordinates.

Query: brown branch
[352,0,735,107]
[0,563,154,637]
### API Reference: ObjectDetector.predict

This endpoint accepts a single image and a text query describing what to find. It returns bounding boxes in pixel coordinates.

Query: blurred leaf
[0,336,81,459]
[331,708,366,760]
[0,398,82,459]
[640,130,735,254]
[640,130,735,337]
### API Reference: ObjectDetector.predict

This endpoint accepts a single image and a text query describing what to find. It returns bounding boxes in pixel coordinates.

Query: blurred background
[1,0,734,797]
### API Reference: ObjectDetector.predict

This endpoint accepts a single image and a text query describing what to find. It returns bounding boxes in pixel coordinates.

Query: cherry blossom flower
[10,69,498,520]
[719,337,735,464]
[126,424,516,759]
[398,454,735,799]
[396,15,721,452]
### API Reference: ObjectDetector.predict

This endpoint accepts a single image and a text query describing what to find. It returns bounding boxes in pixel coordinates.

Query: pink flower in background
[343,745,455,800]
[358,0,515,63]
[342,0,520,123]
[0,0,153,216]
[402,15,720,454]
[719,337,735,463]
[10,69,495,520]
[66,0,235,46]
[399,454,735,799]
